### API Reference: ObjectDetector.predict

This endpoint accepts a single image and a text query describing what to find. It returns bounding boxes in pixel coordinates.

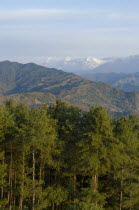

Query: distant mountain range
[2,54,139,92]
[6,55,139,75]
[1,56,108,75]
[37,55,139,75]
[34,55,139,92]
[0,60,138,117]
[74,55,139,92]
[39,56,108,75]
[91,55,139,73]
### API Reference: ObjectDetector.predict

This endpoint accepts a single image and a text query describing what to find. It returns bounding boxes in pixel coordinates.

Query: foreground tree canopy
[0,99,139,210]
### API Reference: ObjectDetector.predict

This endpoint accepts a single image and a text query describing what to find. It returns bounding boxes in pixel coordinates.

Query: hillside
[0,61,139,116]
[82,72,139,92]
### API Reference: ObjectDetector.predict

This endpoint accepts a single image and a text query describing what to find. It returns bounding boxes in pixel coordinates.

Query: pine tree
[113,115,139,209]
[24,107,60,209]
[78,106,118,208]
[0,104,15,209]
[48,100,84,207]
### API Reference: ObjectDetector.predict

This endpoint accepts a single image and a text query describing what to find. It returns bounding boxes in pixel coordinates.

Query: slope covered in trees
[82,72,139,92]
[0,61,138,117]
[0,100,139,209]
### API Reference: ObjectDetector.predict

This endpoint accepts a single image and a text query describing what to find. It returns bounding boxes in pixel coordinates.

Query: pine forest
[0,99,139,209]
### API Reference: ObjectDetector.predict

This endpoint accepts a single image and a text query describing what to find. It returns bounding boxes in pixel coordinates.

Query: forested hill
[0,60,139,116]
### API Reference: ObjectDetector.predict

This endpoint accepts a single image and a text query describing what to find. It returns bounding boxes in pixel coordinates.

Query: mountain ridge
[0,60,139,117]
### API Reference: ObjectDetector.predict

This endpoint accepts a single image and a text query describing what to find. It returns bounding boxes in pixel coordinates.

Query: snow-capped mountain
[38,56,107,75]
[81,55,139,92]
[92,55,139,73]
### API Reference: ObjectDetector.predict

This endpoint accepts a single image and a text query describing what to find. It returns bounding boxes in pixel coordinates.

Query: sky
[1,0,139,60]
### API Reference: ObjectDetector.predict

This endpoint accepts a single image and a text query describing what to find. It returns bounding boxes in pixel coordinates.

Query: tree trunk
[19,152,25,210]
[93,174,98,193]
[1,156,4,200]
[92,174,98,207]
[9,144,13,210]
[120,190,123,210]
[120,166,123,210]
[52,202,55,210]
[129,179,132,210]
[14,170,17,208]
[39,164,42,187]
[32,148,35,210]
[39,155,43,192]
[38,158,43,205]
[73,174,76,203]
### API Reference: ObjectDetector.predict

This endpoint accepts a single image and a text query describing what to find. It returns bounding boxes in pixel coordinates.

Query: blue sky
[1,0,139,59]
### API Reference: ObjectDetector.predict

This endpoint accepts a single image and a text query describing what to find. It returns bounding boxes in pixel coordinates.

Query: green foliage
[68,202,104,210]
[0,100,139,209]
[36,185,68,209]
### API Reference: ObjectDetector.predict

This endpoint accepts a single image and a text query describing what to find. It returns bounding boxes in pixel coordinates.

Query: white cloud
[0,9,138,22]
[0,9,97,21]
[0,9,69,20]
[108,12,139,21]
